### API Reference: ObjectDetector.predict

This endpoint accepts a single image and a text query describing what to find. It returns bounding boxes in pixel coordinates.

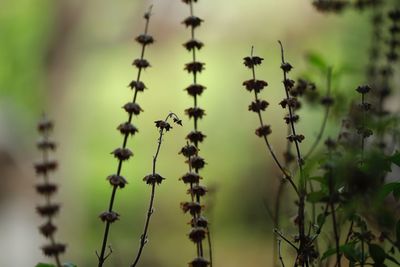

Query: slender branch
[273,228,299,252]
[97,7,153,266]
[130,113,181,267]
[278,239,286,267]
[304,67,333,159]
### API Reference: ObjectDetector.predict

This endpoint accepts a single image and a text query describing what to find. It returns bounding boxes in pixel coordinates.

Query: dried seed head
[186,131,206,143]
[189,227,207,243]
[389,9,400,21]
[357,127,373,138]
[242,79,268,93]
[36,204,60,217]
[287,134,305,143]
[184,39,204,51]
[358,103,372,111]
[185,61,205,74]
[128,80,147,91]
[132,59,150,69]
[99,211,120,223]
[182,16,203,28]
[123,102,143,115]
[143,173,165,185]
[283,151,295,163]
[35,183,58,196]
[189,156,206,170]
[181,201,202,215]
[284,114,299,124]
[39,222,57,237]
[112,148,133,161]
[42,243,66,257]
[248,100,269,112]
[185,107,205,120]
[34,161,58,174]
[188,184,207,197]
[135,34,154,45]
[37,139,56,150]
[283,79,295,89]
[185,84,206,96]
[107,174,128,188]
[179,144,198,158]
[324,137,337,150]
[155,120,172,131]
[281,62,293,73]
[38,117,54,133]
[191,216,208,228]
[279,97,300,109]
[182,0,199,4]
[243,56,264,68]
[356,85,371,94]
[180,172,201,184]
[321,96,334,106]
[117,122,138,136]
[189,257,210,267]
[255,125,272,137]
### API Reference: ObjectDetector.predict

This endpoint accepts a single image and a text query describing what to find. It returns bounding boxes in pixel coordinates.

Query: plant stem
[278,40,306,267]
[131,113,179,267]
[97,7,153,266]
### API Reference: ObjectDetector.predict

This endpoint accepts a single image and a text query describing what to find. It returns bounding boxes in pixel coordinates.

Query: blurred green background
[0,0,380,266]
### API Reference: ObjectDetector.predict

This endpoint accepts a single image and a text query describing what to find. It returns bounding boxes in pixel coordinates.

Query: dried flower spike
[35,115,65,267]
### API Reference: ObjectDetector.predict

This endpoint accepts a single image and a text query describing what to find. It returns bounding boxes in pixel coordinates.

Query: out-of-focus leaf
[306,52,328,70]
[341,243,359,262]
[63,263,77,267]
[321,247,336,260]
[386,254,400,265]
[377,183,400,202]
[307,191,326,203]
[389,151,400,167]
[369,244,386,264]
[35,263,56,267]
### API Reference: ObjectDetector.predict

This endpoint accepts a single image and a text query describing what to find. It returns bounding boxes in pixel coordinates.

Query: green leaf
[377,183,400,202]
[306,52,328,70]
[390,151,400,167]
[340,244,359,262]
[369,244,386,264]
[321,247,336,260]
[62,263,77,267]
[307,191,327,203]
[386,254,400,265]
[35,264,56,267]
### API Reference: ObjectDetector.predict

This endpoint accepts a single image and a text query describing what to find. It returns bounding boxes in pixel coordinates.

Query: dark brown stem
[97,6,153,267]
[130,113,178,267]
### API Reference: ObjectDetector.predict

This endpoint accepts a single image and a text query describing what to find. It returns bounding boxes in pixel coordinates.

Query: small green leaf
[369,244,386,264]
[386,254,400,265]
[321,247,336,260]
[390,151,400,167]
[35,263,56,267]
[340,244,358,262]
[307,191,326,203]
[377,183,400,202]
[306,52,328,70]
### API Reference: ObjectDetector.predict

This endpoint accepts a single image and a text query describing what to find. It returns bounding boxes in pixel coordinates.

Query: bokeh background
[0,0,390,266]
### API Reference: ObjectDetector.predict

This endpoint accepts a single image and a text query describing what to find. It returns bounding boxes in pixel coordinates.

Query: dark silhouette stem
[97,6,153,267]
[131,113,179,267]
[304,67,333,159]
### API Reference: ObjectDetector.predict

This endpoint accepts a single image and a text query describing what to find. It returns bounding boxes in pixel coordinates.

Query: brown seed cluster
[97,7,154,267]
[179,1,210,266]
[35,115,66,266]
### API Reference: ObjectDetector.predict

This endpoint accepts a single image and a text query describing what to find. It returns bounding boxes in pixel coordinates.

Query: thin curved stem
[304,67,333,159]
[130,113,179,267]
